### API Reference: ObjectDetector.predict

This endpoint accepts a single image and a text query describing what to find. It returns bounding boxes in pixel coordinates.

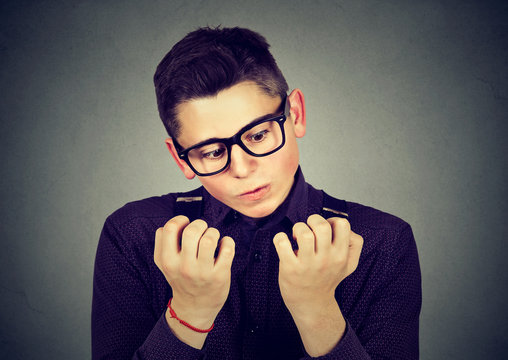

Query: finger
[292,222,315,261]
[155,216,190,266]
[346,231,364,276]
[181,219,208,261]
[327,217,351,257]
[306,214,332,255]
[197,227,220,268]
[215,236,235,271]
[273,232,297,264]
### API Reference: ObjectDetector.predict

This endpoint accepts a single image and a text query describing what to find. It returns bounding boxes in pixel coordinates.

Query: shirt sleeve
[91,216,204,360]
[300,223,421,359]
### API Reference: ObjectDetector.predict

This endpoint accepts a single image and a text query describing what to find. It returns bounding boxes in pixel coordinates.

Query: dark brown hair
[153,26,289,139]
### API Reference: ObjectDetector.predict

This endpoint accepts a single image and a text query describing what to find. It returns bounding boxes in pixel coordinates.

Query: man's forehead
[175,83,282,147]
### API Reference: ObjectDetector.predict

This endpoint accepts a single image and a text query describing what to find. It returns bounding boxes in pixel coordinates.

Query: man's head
[154,27,306,218]
[154,26,289,139]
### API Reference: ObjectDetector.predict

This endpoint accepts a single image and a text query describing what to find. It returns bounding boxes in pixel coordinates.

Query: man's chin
[236,202,278,219]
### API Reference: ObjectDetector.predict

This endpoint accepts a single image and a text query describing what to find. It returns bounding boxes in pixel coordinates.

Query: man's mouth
[238,184,270,201]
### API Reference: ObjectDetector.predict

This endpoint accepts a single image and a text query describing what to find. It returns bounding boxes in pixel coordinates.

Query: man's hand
[154,215,235,348]
[273,214,363,356]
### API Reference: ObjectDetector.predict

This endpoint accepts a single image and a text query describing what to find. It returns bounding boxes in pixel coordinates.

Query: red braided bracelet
[167,298,214,333]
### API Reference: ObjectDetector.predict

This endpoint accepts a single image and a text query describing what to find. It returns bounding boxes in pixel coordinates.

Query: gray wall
[1,0,507,358]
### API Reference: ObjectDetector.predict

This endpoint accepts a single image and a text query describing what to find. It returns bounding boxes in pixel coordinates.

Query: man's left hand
[273,214,363,356]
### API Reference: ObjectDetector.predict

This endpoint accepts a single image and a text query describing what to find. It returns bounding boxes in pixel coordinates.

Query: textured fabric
[92,169,421,359]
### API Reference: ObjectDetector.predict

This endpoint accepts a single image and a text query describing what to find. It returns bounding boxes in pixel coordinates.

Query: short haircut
[153,26,289,139]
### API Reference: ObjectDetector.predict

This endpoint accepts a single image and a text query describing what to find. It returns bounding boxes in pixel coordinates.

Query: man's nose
[229,144,256,178]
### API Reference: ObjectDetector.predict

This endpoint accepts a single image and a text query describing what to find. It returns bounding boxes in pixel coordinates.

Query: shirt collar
[284,166,309,224]
[202,166,310,229]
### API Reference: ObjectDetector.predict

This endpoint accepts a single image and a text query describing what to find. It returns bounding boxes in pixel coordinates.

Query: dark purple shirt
[92,169,421,359]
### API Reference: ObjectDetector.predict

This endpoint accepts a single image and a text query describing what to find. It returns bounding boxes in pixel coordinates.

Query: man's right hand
[154,215,235,348]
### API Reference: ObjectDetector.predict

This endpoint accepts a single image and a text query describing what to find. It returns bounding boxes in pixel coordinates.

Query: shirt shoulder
[106,193,177,229]
[96,193,181,273]
[344,200,415,260]
[346,201,410,232]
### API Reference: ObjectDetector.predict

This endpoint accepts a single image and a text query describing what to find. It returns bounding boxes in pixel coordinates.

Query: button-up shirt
[92,168,421,359]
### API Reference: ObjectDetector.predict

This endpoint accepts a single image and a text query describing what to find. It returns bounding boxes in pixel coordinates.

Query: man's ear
[165,138,196,180]
[287,88,306,138]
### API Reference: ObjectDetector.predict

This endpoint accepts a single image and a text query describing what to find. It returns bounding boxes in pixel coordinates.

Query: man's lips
[238,184,270,201]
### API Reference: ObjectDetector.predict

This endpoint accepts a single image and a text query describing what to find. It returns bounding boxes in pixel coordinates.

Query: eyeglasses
[174,96,290,176]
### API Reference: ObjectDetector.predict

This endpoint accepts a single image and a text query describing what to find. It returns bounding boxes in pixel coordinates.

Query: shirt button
[250,325,259,333]
[253,252,262,262]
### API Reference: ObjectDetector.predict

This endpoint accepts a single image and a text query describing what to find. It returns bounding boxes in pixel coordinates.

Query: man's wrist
[165,308,212,350]
[288,298,346,357]
[169,296,218,328]
[291,298,344,329]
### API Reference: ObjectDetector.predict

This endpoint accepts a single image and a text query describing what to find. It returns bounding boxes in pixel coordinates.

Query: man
[92,27,421,359]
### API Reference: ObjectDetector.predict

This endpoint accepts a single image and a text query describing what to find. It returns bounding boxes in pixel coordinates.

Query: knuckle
[200,236,216,249]
[182,220,208,238]
[300,229,315,242]
[292,222,307,234]
[192,219,208,230]
[273,232,286,241]
[182,226,201,239]
[220,243,234,257]
[295,221,308,229]
[307,213,324,224]
[166,215,188,227]
[172,215,189,223]
[179,263,195,280]
[357,234,364,245]
[293,222,314,240]
[204,227,220,240]
[314,221,331,235]
[163,221,179,233]
[331,217,350,231]
[153,253,161,268]
[315,257,328,271]
[355,235,364,249]
[332,253,345,266]
[161,262,177,275]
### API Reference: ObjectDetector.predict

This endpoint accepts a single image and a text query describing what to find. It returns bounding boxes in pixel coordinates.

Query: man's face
[167,81,306,218]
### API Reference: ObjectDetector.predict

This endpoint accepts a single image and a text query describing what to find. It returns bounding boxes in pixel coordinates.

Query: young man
[92,27,421,359]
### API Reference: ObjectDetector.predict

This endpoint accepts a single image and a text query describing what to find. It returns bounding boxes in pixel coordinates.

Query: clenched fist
[154,215,235,348]
[273,214,363,356]
[274,214,363,312]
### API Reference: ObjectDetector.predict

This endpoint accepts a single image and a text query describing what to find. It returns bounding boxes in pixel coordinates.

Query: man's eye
[202,148,226,160]
[249,130,268,142]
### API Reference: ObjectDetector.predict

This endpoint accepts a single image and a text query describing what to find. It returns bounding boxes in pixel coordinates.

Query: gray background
[1,0,507,359]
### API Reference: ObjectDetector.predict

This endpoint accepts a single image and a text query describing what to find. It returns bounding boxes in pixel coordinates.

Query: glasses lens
[241,119,283,155]
[187,143,228,175]
[185,119,284,176]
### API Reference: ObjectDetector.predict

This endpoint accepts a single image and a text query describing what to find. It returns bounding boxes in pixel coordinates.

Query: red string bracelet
[167,298,214,333]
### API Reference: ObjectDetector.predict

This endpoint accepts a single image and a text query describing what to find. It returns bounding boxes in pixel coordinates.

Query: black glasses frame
[174,96,290,177]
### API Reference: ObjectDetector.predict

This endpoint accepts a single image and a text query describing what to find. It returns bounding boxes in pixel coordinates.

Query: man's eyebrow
[246,110,282,126]
[192,110,282,147]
